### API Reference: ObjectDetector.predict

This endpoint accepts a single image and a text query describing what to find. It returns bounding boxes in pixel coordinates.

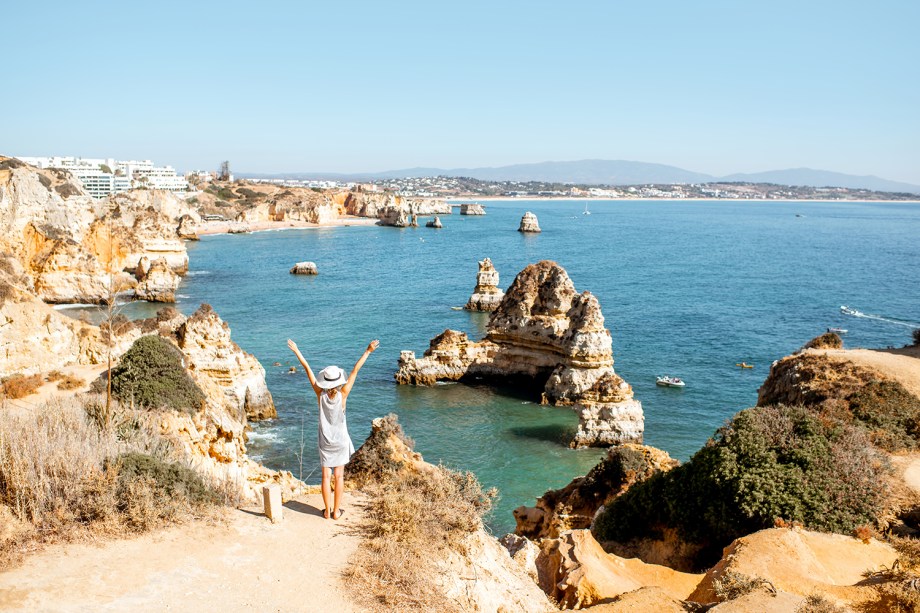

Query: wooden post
[262,484,282,524]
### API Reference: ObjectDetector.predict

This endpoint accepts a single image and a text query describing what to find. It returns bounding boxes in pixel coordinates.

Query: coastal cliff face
[464,257,504,312]
[396,260,644,447]
[134,256,180,302]
[0,157,193,304]
[172,304,276,421]
[343,191,450,221]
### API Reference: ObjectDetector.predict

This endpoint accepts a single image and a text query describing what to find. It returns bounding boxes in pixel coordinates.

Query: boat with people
[656,375,685,387]
[735,362,754,369]
[827,327,848,334]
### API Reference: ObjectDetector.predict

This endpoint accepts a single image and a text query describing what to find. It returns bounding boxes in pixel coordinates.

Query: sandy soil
[813,345,920,398]
[197,216,377,236]
[0,493,367,613]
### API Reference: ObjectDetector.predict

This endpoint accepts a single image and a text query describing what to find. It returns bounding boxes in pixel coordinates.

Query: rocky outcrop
[514,443,679,539]
[134,256,180,302]
[534,530,702,608]
[289,261,318,275]
[177,213,199,240]
[377,205,412,227]
[459,203,486,215]
[689,528,897,606]
[518,211,541,233]
[396,260,644,446]
[425,216,442,228]
[343,192,450,219]
[464,257,504,312]
[173,304,276,421]
[346,415,553,612]
[757,350,889,408]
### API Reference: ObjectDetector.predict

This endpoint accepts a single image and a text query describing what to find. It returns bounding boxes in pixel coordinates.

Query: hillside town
[13,156,919,201]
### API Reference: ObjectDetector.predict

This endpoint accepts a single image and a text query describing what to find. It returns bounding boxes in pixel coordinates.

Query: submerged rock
[518,211,541,233]
[464,257,504,312]
[396,260,644,447]
[425,216,442,228]
[289,261,318,275]
[459,203,486,215]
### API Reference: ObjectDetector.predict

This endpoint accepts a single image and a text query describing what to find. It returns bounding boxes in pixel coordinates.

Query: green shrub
[593,405,887,564]
[113,452,218,506]
[847,381,920,451]
[110,335,205,413]
[802,332,843,351]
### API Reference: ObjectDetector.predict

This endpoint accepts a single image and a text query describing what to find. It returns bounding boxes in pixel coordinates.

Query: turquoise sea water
[94,199,920,534]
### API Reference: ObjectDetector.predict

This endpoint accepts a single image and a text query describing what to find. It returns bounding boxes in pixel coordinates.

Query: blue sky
[3,1,918,182]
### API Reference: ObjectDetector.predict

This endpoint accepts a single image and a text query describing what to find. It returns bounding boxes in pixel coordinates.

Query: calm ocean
[104,199,920,534]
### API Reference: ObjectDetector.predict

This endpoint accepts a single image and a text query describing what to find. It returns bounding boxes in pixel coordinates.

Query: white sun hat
[317,365,346,389]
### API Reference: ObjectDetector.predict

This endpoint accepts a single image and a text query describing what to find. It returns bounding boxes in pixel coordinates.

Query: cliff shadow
[458,371,553,403]
[508,422,578,445]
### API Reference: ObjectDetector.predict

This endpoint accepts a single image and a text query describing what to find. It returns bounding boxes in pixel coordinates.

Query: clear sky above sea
[3,1,918,182]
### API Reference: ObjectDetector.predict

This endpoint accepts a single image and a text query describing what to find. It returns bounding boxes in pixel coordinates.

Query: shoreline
[196,215,378,236]
[449,196,920,204]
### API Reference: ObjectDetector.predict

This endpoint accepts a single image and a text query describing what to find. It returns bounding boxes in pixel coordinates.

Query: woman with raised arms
[287,337,379,520]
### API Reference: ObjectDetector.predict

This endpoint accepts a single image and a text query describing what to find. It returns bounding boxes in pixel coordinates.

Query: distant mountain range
[242,160,920,194]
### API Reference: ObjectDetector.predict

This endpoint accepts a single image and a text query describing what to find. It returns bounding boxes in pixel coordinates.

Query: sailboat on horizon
[583,202,591,215]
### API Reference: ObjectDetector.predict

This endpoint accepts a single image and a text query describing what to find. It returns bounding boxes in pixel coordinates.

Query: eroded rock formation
[173,304,276,421]
[425,216,442,228]
[518,211,541,233]
[459,203,486,215]
[396,260,644,446]
[289,261,318,275]
[135,256,180,302]
[514,443,679,539]
[464,257,504,312]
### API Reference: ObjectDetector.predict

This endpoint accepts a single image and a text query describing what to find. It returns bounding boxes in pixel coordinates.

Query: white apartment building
[14,155,189,198]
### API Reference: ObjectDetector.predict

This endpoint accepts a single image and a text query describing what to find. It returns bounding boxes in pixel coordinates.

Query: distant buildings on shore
[14,156,190,198]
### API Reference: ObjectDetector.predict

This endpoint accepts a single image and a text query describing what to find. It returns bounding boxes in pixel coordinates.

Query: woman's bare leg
[333,466,345,519]
[321,466,332,519]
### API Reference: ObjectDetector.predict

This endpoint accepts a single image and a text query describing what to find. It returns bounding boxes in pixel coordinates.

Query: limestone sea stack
[426,216,443,228]
[134,256,180,302]
[289,261,318,275]
[396,260,643,446]
[518,211,541,233]
[465,258,504,312]
[459,203,486,215]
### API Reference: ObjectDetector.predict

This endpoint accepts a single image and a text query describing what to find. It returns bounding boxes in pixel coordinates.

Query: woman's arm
[342,340,379,397]
[287,339,321,395]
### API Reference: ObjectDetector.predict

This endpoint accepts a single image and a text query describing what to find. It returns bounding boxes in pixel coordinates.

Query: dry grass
[1,374,44,399]
[55,375,85,391]
[796,594,848,612]
[0,396,224,569]
[712,570,776,601]
[345,435,496,612]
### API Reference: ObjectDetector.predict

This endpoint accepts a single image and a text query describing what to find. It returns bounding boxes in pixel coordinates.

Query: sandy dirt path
[0,493,367,613]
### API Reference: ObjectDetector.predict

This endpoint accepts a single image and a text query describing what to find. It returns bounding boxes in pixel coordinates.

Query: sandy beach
[197,216,378,236]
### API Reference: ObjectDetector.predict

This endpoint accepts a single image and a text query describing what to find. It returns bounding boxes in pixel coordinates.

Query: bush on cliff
[593,405,887,567]
[913,328,920,346]
[801,332,843,351]
[109,335,205,414]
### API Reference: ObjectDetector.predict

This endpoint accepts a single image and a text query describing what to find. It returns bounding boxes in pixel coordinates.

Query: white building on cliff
[15,156,189,198]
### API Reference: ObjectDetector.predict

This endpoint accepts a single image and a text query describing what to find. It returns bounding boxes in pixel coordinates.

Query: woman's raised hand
[287,339,300,354]
[367,339,380,353]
